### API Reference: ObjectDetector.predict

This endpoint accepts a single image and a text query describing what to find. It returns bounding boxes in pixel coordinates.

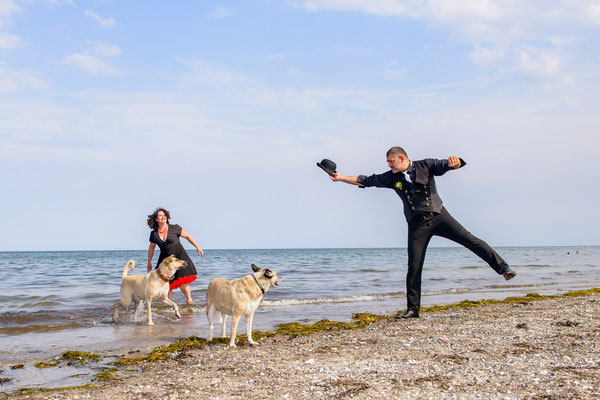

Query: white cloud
[295,1,596,25]
[84,10,116,28]
[0,0,21,48]
[0,31,21,48]
[470,43,505,68]
[265,53,284,61]
[515,46,560,76]
[588,2,600,23]
[382,68,406,80]
[2,50,600,249]
[293,1,598,84]
[61,41,122,76]
[0,62,48,93]
[208,6,233,19]
[0,0,20,20]
[296,0,502,20]
[302,2,597,44]
[294,1,600,44]
[62,53,120,76]
[333,46,369,56]
[87,40,122,57]
[46,0,74,5]
[178,57,248,86]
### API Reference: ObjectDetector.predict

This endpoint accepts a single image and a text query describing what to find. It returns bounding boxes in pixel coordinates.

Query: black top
[149,224,197,288]
[356,158,465,222]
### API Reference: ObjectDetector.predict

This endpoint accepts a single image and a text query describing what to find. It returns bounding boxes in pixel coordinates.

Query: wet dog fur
[113,255,187,325]
[206,263,281,347]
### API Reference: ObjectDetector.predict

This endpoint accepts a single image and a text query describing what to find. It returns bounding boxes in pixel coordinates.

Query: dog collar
[252,275,265,294]
[156,269,171,283]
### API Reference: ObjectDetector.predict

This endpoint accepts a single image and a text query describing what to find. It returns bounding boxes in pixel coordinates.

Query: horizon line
[0,244,596,253]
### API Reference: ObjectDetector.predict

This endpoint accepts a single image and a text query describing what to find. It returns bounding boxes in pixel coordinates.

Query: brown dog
[113,255,188,325]
[206,263,281,347]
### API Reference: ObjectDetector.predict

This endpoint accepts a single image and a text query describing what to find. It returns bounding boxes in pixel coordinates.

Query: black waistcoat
[356,158,465,222]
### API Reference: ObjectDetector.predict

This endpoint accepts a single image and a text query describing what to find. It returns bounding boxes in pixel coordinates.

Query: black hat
[317,159,337,176]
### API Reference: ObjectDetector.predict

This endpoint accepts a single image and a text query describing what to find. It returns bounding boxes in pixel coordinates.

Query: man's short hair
[386,146,407,158]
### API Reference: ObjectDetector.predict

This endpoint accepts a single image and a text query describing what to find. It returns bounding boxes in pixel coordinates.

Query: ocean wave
[356,269,392,273]
[490,283,553,289]
[424,288,471,295]
[16,301,64,309]
[261,287,480,307]
[261,293,405,307]
[0,322,87,335]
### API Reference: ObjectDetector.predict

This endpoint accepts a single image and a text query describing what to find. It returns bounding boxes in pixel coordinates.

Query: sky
[1,0,599,251]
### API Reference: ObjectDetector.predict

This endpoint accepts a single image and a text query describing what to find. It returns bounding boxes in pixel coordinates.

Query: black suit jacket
[356,158,466,222]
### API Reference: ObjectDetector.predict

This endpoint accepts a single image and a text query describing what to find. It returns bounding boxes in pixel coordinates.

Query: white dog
[206,263,281,347]
[113,255,187,325]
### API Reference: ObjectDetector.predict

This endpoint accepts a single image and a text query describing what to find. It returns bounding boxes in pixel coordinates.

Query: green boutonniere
[395,181,403,190]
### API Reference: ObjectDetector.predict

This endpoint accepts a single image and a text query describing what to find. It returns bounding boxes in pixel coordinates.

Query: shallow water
[0,246,598,391]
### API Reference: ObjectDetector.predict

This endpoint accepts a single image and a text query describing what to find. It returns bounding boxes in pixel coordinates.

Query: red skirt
[170,275,197,290]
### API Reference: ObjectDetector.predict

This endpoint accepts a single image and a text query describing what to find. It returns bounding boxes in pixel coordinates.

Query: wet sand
[2,290,599,399]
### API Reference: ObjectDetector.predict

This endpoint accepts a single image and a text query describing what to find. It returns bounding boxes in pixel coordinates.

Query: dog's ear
[264,269,274,278]
[251,263,261,272]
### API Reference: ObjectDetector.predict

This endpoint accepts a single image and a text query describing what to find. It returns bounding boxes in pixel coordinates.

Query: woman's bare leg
[180,284,193,304]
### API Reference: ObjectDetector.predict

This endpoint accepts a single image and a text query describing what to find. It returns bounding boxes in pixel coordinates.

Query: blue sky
[1,0,599,251]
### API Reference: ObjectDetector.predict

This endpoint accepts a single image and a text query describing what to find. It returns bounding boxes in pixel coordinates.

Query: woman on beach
[147,207,203,304]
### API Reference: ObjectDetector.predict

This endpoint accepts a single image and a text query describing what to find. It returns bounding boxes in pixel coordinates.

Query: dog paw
[175,313,181,319]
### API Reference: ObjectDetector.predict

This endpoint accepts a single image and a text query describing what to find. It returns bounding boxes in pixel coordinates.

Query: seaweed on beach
[144,336,207,362]
[233,312,389,343]
[8,286,600,397]
[111,336,208,365]
[34,360,60,368]
[418,288,600,315]
[420,292,553,313]
[14,383,96,396]
[61,351,100,366]
[275,313,389,335]
[110,288,600,367]
[93,370,117,382]
[562,288,600,297]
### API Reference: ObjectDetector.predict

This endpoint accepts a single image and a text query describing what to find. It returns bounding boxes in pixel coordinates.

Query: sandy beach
[3,290,599,400]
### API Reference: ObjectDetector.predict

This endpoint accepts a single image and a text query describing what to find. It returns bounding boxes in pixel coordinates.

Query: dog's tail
[122,260,135,279]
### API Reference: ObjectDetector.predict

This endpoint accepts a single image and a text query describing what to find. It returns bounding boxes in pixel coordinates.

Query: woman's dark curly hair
[147,207,171,229]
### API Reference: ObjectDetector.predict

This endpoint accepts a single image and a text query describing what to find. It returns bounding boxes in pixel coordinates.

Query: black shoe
[503,268,516,281]
[396,310,419,319]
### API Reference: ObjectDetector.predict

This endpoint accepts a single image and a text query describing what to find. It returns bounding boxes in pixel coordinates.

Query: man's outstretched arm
[329,173,361,186]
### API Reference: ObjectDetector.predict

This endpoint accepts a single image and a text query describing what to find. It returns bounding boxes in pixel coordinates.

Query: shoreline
[2,288,599,399]
[2,282,597,367]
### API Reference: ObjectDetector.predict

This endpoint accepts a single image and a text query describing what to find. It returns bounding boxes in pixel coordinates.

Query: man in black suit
[329,146,515,319]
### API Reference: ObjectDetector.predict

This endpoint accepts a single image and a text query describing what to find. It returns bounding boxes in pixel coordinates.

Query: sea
[0,246,598,391]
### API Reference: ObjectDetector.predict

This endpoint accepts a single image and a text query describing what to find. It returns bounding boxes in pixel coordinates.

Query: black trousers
[406,207,508,312]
